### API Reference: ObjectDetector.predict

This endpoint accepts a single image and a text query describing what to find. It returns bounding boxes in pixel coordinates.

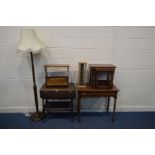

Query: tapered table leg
[71,99,74,121]
[42,98,45,113]
[78,97,81,122]
[112,96,117,122]
[106,97,110,112]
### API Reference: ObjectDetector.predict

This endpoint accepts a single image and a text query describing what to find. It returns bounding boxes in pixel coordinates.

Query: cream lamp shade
[18,29,46,54]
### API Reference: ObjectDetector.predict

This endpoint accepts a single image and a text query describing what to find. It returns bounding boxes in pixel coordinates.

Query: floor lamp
[18,29,46,121]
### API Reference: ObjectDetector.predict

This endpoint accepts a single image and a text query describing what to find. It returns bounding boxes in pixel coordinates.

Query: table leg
[46,99,49,114]
[89,68,92,85]
[71,99,74,121]
[106,97,110,112]
[94,70,97,88]
[42,98,45,113]
[78,97,81,122]
[112,96,117,122]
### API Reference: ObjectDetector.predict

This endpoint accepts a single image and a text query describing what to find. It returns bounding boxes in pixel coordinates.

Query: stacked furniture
[89,64,116,89]
[77,64,119,122]
[40,63,119,122]
[40,65,75,120]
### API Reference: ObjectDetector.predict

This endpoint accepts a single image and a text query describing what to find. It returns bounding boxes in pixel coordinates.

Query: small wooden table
[77,84,119,122]
[40,83,75,120]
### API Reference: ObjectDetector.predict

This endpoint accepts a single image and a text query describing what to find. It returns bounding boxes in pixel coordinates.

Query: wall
[0,26,155,112]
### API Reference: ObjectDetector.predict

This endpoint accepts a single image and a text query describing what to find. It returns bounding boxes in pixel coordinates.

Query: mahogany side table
[77,84,119,122]
[40,83,75,120]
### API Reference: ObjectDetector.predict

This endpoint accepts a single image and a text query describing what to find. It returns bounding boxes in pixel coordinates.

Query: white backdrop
[0,26,155,112]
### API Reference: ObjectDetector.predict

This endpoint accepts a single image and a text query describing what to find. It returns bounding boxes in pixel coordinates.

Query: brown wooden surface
[89,64,116,68]
[46,76,68,87]
[77,84,119,92]
[44,64,70,67]
[40,83,75,120]
[93,68,115,71]
[40,83,75,92]
[77,84,119,122]
[89,64,116,89]
[44,101,72,112]
[40,83,75,99]
[44,64,70,87]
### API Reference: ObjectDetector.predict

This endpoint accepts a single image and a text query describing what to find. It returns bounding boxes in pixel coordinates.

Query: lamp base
[30,111,45,122]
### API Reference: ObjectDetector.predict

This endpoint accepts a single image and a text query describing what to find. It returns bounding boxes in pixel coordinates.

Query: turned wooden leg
[71,99,74,121]
[78,97,81,122]
[42,98,45,113]
[112,96,117,122]
[106,97,110,112]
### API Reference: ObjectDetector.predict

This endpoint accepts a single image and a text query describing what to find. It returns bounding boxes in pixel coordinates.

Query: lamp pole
[30,52,44,121]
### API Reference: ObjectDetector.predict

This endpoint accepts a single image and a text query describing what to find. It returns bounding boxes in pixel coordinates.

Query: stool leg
[112,96,117,122]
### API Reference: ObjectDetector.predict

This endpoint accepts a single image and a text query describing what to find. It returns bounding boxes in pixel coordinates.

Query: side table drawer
[40,83,75,99]
[79,91,117,97]
[40,91,75,99]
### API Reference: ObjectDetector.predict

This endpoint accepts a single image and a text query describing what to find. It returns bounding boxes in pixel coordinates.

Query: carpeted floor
[0,112,155,129]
